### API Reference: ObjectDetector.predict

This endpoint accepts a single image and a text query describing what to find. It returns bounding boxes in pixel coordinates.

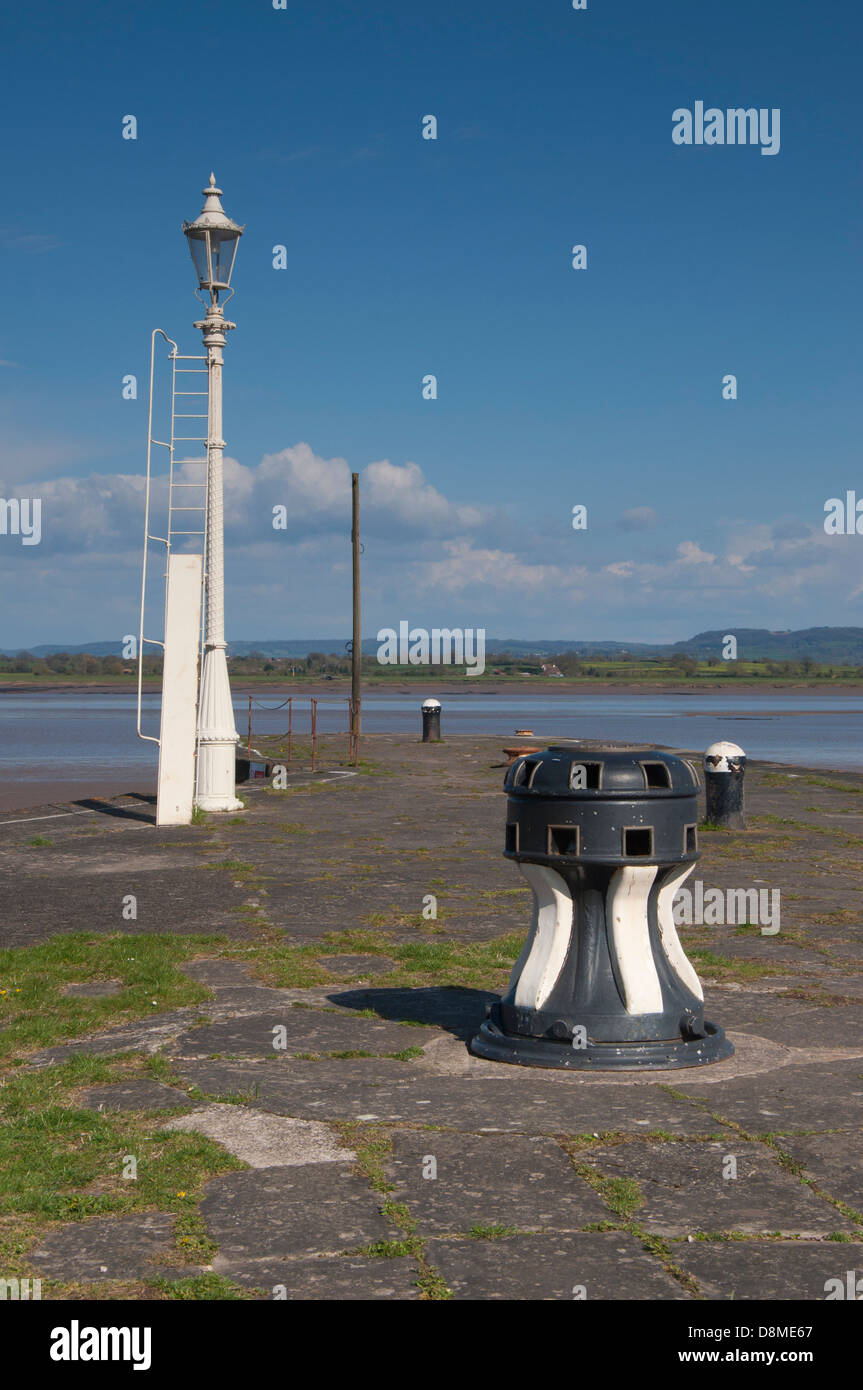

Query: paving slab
[778,1132,863,1213]
[30,1213,176,1281]
[425,1232,691,1300]
[674,1239,863,1301]
[827,944,863,963]
[174,1057,416,1107]
[174,1059,721,1133]
[164,1104,350,1167]
[384,1130,609,1233]
[0,866,252,947]
[818,976,863,1001]
[200,984,321,1015]
[170,1009,434,1059]
[80,1081,193,1112]
[319,955,396,977]
[200,1165,399,1259]
[61,980,123,998]
[704,992,863,1048]
[580,1140,852,1237]
[682,1060,863,1133]
[28,1009,200,1066]
[180,959,256,985]
[215,1254,420,1298]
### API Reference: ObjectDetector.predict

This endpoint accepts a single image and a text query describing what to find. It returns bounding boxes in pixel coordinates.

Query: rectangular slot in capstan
[505,823,519,852]
[547,824,579,856]
[640,761,671,789]
[569,761,601,790]
[623,827,654,857]
[685,824,698,853]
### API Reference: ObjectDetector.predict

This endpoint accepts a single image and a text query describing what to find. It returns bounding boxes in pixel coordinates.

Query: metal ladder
[136,328,209,756]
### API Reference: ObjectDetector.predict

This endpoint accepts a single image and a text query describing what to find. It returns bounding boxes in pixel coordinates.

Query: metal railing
[243,695,359,771]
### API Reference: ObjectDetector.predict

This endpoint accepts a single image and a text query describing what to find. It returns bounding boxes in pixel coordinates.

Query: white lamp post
[183,174,245,811]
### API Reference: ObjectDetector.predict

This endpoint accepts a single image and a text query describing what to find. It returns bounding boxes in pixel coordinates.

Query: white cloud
[676,540,716,565]
[7,441,863,642]
[4,446,488,558]
[363,458,481,531]
[420,538,573,594]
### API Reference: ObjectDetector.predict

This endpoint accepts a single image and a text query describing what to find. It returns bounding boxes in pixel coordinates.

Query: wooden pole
[351,471,362,763]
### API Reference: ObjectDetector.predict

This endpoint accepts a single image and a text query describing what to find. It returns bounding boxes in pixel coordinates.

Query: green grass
[150,1272,256,1299]
[751,813,863,848]
[0,1053,245,1281]
[335,1121,452,1299]
[786,775,863,795]
[240,929,523,992]
[596,1176,644,1219]
[684,948,777,982]
[0,933,224,1062]
[560,1141,645,1219]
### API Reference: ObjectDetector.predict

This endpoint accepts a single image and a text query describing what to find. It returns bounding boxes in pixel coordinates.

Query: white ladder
[137,329,209,822]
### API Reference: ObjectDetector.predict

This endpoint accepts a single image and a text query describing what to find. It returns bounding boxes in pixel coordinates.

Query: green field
[2,651,862,689]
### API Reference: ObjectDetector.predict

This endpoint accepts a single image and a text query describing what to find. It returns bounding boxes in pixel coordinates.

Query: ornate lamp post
[183,174,245,811]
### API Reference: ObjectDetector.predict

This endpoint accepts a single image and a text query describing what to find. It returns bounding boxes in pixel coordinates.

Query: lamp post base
[195,645,242,812]
[195,740,244,812]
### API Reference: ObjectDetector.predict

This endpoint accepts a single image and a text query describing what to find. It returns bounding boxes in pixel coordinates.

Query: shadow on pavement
[328,985,498,1040]
[72,795,157,825]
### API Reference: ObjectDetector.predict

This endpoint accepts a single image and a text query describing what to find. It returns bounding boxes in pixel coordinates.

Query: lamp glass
[186,231,211,289]
[209,229,240,288]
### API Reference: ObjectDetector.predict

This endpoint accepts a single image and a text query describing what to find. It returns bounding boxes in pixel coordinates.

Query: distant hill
[4,628,863,662]
[664,628,863,662]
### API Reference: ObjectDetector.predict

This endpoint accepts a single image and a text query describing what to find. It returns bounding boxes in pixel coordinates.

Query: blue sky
[0,0,861,648]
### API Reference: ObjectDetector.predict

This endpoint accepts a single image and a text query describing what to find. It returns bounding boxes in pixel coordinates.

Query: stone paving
[1,734,862,1300]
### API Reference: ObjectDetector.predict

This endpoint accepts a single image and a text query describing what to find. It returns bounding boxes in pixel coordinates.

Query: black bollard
[421,698,441,743]
[470,746,733,1070]
[703,741,746,830]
